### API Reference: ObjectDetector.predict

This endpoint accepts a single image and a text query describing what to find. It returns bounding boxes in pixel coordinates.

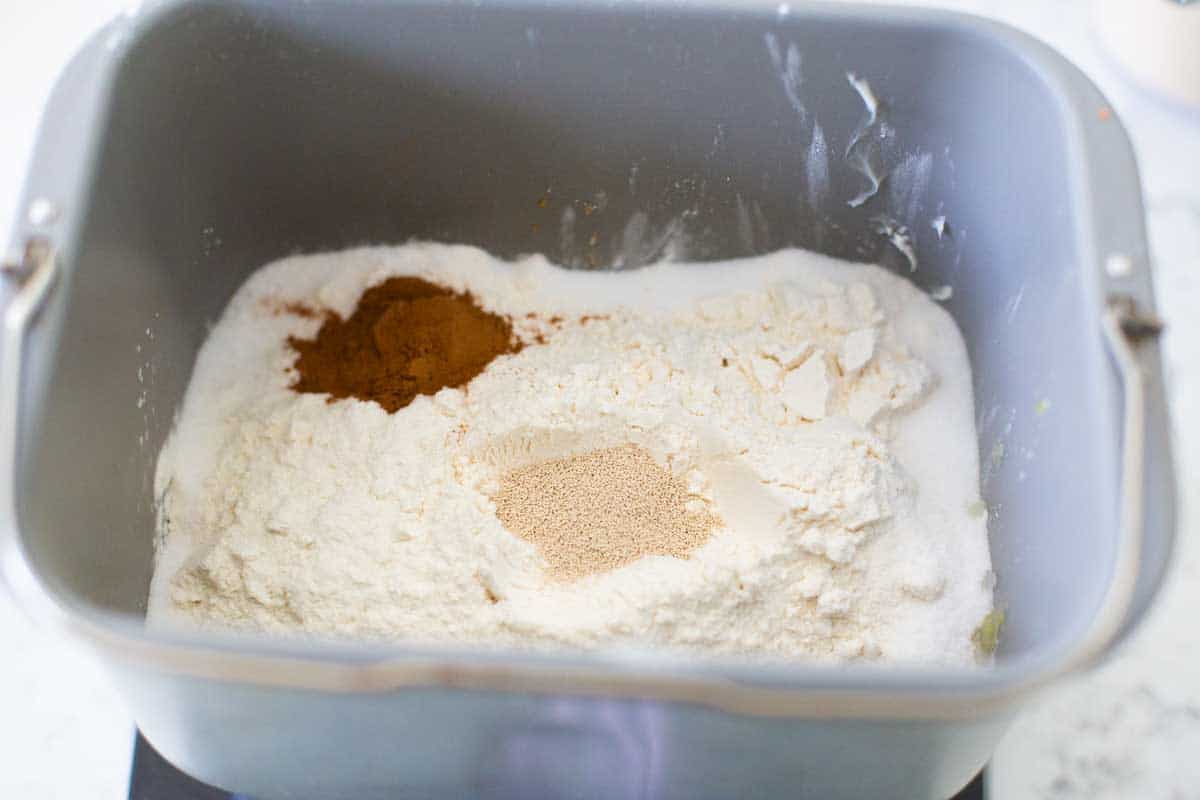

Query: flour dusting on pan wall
[756,33,1035,576]
[551,33,948,279]
[762,35,942,287]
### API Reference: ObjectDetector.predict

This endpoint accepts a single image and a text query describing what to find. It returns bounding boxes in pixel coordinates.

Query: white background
[1,1,1197,797]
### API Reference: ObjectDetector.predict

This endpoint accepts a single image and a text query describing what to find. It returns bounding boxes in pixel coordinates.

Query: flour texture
[149,244,992,665]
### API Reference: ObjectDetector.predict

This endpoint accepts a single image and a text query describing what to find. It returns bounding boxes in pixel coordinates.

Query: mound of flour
[149,243,992,665]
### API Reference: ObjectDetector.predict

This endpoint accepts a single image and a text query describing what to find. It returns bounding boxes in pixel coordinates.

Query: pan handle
[0,237,59,615]
[1060,294,1164,671]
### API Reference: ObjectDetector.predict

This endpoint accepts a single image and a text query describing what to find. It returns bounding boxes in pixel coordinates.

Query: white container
[1095,0,1200,107]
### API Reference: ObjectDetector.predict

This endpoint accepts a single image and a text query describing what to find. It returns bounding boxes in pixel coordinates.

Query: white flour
[149,243,992,664]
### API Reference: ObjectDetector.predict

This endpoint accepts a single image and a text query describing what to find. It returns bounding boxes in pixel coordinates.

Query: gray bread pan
[0,1,1174,797]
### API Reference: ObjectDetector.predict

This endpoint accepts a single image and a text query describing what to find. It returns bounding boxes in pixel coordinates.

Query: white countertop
[1,1,1197,797]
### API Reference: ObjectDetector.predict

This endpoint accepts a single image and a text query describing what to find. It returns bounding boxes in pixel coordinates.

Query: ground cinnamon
[288,277,520,413]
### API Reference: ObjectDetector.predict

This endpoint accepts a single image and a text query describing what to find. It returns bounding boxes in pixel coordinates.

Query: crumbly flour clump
[149,243,993,665]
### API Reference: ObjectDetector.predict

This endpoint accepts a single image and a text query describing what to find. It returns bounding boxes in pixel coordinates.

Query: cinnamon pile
[288,277,520,412]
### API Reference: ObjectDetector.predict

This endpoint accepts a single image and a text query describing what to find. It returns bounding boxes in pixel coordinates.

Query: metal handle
[1,237,59,616]
[1060,294,1163,671]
